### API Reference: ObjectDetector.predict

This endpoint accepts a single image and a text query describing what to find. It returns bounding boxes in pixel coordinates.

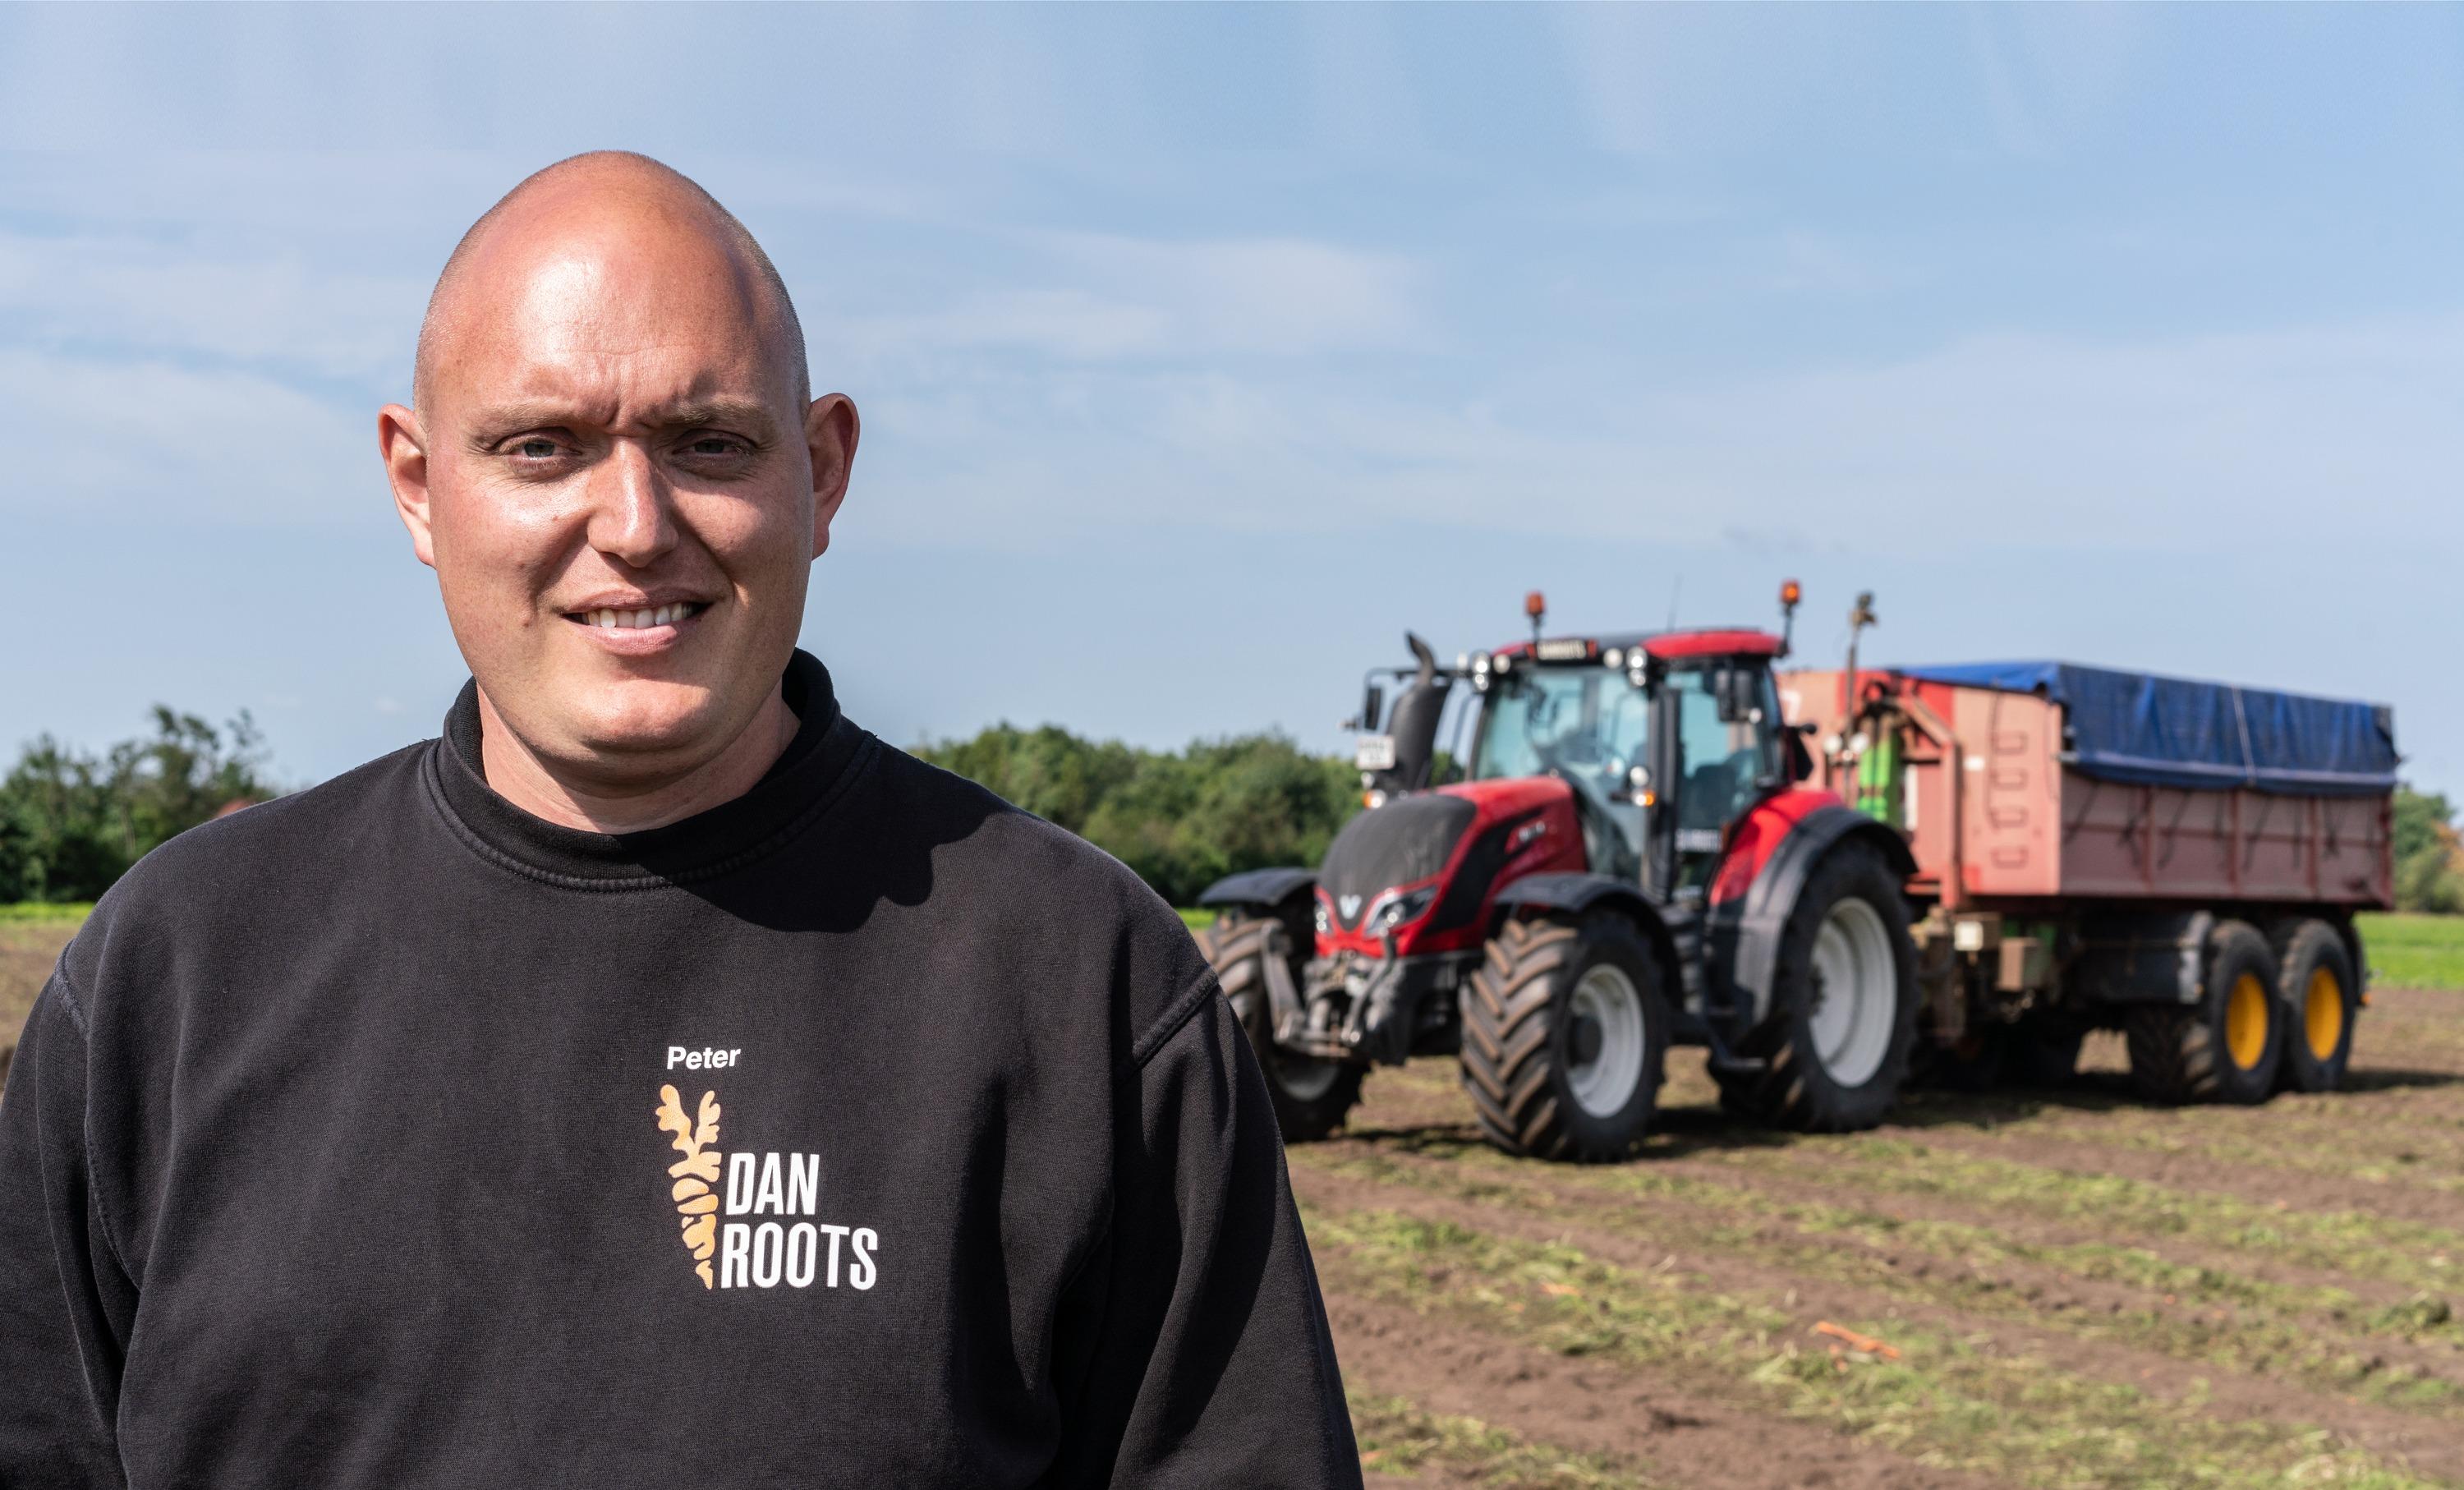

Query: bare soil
[1307,985,2464,1486]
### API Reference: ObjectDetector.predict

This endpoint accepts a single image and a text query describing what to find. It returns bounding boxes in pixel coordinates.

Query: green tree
[916,724,1358,907]
[0,708,275,903]
[2393,784,2464,915]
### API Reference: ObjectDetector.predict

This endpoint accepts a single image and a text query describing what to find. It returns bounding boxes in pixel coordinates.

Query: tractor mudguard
[1490,872,1683,1006]
[1708,805,1916,1035]
[1197,867,1316,910]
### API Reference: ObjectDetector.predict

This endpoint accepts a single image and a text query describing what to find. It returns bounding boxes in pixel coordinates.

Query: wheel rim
[1808,897,1896,1088]
[1270,1036,1344,1101]
[1566,963,1648,1119]
[2304,966,2345,1062]
[2225,972,2270,1071]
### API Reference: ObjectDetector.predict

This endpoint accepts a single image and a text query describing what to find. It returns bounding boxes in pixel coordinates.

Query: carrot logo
[655,1085,724,1288]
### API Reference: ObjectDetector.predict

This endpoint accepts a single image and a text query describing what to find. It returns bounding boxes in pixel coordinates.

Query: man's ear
[379,403,438,569]
[805,393,861,560]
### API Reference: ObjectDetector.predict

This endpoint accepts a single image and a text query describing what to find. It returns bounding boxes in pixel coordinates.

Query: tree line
[7,709,2464,917]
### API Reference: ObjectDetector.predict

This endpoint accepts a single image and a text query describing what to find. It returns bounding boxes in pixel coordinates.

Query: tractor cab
[1466,627,1794,903]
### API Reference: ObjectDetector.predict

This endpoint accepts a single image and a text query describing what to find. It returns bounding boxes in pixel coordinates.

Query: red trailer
[1777,660,2396,1102]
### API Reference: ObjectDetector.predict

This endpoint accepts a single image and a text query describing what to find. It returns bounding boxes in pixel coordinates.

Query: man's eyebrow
[463,399,783,443]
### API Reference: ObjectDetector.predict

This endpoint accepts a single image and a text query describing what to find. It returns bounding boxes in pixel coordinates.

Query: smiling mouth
[563,601,711,631]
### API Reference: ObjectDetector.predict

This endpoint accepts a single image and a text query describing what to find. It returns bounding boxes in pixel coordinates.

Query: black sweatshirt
[0,651,1360,1488]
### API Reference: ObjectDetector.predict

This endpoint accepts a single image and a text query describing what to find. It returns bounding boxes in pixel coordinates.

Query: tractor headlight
[1314,898,1331,935]
[1370,885,1438,932]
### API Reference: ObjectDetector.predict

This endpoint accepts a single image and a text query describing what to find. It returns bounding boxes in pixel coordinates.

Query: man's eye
[513,439,561,459]
[684,437,743,457]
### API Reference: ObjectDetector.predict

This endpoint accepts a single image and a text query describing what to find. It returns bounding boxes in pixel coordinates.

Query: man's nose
[585,441,679,569]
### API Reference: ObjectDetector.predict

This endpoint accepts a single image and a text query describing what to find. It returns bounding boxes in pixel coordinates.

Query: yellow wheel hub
[2225,973,2270,1072]
[2304,966,2345,1062]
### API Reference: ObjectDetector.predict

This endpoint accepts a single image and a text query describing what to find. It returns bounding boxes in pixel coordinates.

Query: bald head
[412,151,807,415]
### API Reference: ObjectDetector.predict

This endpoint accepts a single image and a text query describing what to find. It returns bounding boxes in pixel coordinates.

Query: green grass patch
[2358,913,2464,992]
[1348,1391,1651,1488]
[1176,907,1216,931]
[1308,1204,2447,1490]
[0,903,93,924]
[1747,1135,2464,1299]
[1296,1141,2464,1416]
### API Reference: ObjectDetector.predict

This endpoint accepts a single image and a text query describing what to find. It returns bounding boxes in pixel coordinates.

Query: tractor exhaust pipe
[1381,632,1448,793]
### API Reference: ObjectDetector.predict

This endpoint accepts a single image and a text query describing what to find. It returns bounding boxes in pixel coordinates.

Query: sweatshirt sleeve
[1046,986,1362,1489]
[0,980,136,1488]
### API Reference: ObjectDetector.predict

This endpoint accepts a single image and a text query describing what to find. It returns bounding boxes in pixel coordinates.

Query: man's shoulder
[861,741,1216,1056]
[64,740,434,997]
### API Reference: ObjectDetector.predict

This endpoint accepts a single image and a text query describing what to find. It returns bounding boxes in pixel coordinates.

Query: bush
[0,708,276,904]
[914,724,1358,908]
[2393,785,2464,915]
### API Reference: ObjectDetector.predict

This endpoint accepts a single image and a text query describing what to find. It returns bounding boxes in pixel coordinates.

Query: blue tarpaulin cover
[1896,662,2397,798]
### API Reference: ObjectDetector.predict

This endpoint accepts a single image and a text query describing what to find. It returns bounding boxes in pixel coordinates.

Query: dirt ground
[1321,988,2464,1488]
[0,918,76,1092]
[7,915,2462,1485]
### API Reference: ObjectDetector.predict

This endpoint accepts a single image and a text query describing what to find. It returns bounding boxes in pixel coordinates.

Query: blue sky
[5,5,2461,795]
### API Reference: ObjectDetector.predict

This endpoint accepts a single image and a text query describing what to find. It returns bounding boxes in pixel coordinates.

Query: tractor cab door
[1647,659,1786,899]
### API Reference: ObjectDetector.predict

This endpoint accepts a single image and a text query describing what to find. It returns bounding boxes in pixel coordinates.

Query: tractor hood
[1319,793,1475,933]
[1316,777,1588,957]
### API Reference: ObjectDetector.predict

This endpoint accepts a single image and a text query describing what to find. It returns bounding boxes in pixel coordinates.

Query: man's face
[382,209,854,784]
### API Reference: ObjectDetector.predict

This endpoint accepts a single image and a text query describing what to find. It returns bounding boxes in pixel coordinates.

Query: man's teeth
[587,604,692,629]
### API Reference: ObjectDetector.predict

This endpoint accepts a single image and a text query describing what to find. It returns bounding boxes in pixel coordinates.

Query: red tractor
[1196,583,1921,1161]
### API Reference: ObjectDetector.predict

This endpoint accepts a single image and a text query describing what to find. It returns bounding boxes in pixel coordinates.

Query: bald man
[0,153,1361,1488]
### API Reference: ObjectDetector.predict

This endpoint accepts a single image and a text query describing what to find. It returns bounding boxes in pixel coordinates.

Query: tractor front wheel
[1460,915,1666,1162]
[1718,842,1919,1132]
[1198,913,1364,1143]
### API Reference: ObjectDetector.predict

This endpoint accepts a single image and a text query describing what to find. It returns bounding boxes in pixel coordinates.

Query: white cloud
[845,312,2464,557]
[829,232,1427,368]
[0,228,423,388]
[0,348,377,526]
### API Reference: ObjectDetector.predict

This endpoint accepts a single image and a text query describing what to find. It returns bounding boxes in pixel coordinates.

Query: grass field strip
[1727,1135,2464,1302]
[1304,1202,2448,1490]
[1294,1139,2464,1422]
[1346,1390,1658,1488]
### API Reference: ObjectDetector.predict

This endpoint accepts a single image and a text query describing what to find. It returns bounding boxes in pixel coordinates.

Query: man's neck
[475,686,801,835]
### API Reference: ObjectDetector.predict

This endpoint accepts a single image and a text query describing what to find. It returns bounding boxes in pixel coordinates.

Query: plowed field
[1319,982,2464,1488]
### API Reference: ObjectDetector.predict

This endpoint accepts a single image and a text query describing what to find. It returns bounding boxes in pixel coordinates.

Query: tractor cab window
[1470,665,1648,878]
[1666,662,1781,885]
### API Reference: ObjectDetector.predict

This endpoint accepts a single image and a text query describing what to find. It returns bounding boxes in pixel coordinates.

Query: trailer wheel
[2273,919,2358,1093]
[1461,914,1666,1162]
[2126,920,2282,1105]
[1197,913,1364,1142]
[1718,841,1919,1132]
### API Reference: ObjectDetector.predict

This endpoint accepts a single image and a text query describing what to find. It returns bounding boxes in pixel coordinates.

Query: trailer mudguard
[1710,805,1917,1032]
[1197,866,1316,910]
[1490,872,1683,1002]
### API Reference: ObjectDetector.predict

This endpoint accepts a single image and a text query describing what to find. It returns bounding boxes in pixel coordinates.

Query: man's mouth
[563,600,712,631]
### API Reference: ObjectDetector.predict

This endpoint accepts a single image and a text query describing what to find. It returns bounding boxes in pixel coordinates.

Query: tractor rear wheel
[1717,841,1919,1132]
[2126,919,2282,1105]
[2273,918,2357,1093]
[1197,913,1364,1142]
[1460,914,1666,1162]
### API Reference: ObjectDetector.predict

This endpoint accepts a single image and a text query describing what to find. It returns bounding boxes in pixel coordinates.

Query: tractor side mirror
[1360,683,1385,733]
[1715,666,1759,724]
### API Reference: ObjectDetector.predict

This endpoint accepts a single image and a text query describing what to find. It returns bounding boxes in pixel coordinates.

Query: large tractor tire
[2273,918,2358,1093]
[2126,919,2282,1105]
[1717,841,1920,1132]
[1197,913,1365,1143]
[1460,914,1666,1162]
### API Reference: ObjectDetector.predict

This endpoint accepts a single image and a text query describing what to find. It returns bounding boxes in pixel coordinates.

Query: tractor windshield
[1471,665,1648,876]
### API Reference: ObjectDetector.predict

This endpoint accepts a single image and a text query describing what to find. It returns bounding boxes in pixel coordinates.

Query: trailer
[1777,660,2397,1101]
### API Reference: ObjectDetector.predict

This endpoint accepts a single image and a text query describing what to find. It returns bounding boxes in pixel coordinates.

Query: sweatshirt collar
[425,649,869,887]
